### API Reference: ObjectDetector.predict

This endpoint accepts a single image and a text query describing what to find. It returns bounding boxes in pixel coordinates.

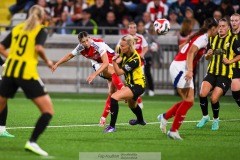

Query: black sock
[199,96,208,116]
[232,91,240,107]
[109,98,119,128]
[0,104,8,126]
[30,113,52,142]
[131,105,144,122]
[211,101,219,119]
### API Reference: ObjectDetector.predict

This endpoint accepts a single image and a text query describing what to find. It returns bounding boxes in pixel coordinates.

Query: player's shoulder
[75,44,85,52]
[91,38,104,43]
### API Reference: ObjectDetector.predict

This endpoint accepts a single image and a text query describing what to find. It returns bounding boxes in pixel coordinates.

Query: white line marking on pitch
[6,119,240,130]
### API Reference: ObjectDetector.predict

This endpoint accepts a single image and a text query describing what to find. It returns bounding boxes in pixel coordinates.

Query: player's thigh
[32,94,54,114]
[111,87,133,101]
[0,77,18,98]
[18,78,47,99]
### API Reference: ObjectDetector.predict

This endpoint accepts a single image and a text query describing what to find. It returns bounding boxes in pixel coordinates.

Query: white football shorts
[169,60,194,89]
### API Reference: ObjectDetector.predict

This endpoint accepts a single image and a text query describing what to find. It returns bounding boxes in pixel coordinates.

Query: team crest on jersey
[237,47,240,52]
[124,64,131,71]
[225,42,230,47]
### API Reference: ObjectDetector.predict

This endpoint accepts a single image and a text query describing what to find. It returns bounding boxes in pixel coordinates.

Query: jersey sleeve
[1,32,12,48]
[36,28,48,45]
[94,41,107,57]
[192,35,208,50]
[122,58,140,74]
[233,39,240,55]
[71,44,84,56]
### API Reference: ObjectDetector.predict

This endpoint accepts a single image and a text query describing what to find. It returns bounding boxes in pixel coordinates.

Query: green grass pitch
[0,92,239,160]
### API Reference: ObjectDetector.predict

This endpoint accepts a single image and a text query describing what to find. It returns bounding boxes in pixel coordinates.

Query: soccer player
[116,21,148,108]
[0,5,54,156]
[157,18,219,140]
[197,18,240,130]
[0,57,14,138]
[228,13,240,110]
[51,31,125,126]
[104,35,146,132]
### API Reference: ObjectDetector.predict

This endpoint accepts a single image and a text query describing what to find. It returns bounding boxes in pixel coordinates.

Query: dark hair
[187,18,218,42]
[78,31,89,40]
[219,18,230,26]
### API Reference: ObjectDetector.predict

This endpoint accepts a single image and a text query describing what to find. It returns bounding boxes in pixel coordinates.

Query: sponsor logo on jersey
[124,64,131,71]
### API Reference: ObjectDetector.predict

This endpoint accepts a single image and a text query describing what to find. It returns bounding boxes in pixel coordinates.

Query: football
[153,18,170,35]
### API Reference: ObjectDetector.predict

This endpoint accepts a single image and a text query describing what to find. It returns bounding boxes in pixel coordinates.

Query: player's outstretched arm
[52,52,75,72]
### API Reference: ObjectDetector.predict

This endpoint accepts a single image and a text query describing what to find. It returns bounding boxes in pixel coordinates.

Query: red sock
[137,96,142,104]
[164,101,183,120]
[112,73,124,90]
[102,96,111,118]
[171,101,193,132]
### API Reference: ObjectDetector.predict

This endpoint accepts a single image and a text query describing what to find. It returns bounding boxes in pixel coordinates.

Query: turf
[0,93,239,160]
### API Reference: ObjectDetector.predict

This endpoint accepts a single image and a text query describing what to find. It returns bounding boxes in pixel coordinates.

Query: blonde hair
[121,35,136,53]
[24,5,44,31]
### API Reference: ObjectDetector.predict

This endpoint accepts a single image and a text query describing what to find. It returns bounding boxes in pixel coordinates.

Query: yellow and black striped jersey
[232,32,240,68]
[207,32,240,78]
[2,22,47,80]
[116,47,145,88]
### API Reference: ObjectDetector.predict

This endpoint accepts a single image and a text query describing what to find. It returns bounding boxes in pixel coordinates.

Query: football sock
[164,101,182,120]
[137,96,143,104]
[211,101,220,119]
[109,98,119,128]
[199,96,208,116]
[232,91,240,107]
[0,104,8,126]
[112,73,124,90]
[30,113,52,142]
[102,96,111,118]
[130,105,144,122]
[171,101,193,132]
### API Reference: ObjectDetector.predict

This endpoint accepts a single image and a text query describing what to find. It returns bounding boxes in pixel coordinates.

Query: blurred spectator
[178,19,193,45]
[88,0,110,27]
[168,10,181,36]
[218,0,235,19]
[194,0,217,27]
[123,0,139,11]
[211,0,221,5]
[73,8,97,35]
[123,0,141,20]
[189,0,200,4]
[55,12,72,34]
[137,20,157,96]
[110,0,129,25]
[86,0,95,6]
[146,0,169,22]
[68,0,88,25]
[169,0,193,24]
[102,11,119,35]
[142,12,152,30]
[185,7,200,30]
[231,0,239,12]
[134,0,149,22]
[51,0,69,25]
[37,0,51,14]
[213,9,223,22]
[43,8,55,35]
[119,16,131,35]
[46,0,57,8]
[8,0,36,16]
[165,0,177,6]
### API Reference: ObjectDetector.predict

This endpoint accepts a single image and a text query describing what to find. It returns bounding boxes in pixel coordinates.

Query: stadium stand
[0,0,15,30]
